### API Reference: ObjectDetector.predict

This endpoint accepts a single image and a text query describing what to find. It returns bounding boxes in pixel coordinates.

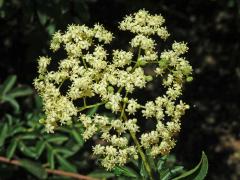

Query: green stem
[131,47,142,73]
[120,102,126,120]
[78,102,105,112]
[116,47,154,179]
[117,87,123,93]
[83,97,87,107]
[82,59,88,69]
[122,113,154,180]
[120,93,128,119]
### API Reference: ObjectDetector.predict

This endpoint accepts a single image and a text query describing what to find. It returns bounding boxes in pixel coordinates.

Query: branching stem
[78,102,105,112]
[122,112,154,180]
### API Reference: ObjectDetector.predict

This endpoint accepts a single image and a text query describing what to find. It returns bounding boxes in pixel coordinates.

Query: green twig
[83,97,87,107]
[82,59,88,69]
[122,112,154,180]
[78,102,105,112]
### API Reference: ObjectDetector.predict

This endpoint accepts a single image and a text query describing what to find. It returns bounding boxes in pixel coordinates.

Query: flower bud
[123,97,128,103]
[105,102,112,109]
[145,75,153,82]
[126,67,132,72]
[133,154,138,160]
[39,118,45,124]
[186,76,193,82]
[159,58,168,68]
[107,86,114,93]
[66,120,73,126]
[138,59,147,66]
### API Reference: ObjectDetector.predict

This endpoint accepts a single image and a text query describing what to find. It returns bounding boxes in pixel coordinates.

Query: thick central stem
[122,113,154,180]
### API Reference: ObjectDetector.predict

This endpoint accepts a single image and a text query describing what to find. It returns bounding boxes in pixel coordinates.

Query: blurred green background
[0,0,240,179]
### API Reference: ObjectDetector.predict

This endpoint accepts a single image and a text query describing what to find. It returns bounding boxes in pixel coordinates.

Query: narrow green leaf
[8,87,32,98]
[19,159,47,179]
[160,168,171,180]
[86,106,99,117]
[113,166,138,178]
[72,129,84,146]
[19,141,38,158]
[26,116,38,128]
[0,0,4,8]
[10,126,26,136]
[0,123,8,147]
[161,166,184,180]
[5,114,13,125]
[129,159,139,168]
[172,152,208,180]
[146,151,157,171]
[19,134,37,140]
[6,140,18,159]
[47,149,55,169]
[57,127,71,133]
[46,24,56,35]
[37,11,48,25]
[56,155,77,172]
[157,155,168,172]
[67,143,82,155]
[88,170,115,178]
[55,148,74,158]
[35,141,46,157]
[0,75,16,95]
[34,95,43,110]
[170,166,184,178]
[46,135,68,144]
[140,161,148,179]
[1,96,19,112]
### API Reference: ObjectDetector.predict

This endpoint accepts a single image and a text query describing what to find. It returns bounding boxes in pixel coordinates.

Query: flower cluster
[119,9,169,39]
[34,9,192,170]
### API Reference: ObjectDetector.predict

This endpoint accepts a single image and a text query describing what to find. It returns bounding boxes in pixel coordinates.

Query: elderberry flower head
[34,9,192,170]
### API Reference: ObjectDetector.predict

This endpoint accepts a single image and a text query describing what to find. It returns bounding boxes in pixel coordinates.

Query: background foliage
[0,0,239,179]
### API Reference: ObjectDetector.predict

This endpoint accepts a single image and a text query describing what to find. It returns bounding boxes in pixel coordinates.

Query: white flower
[117,149,128,165]
[119,9,168,38]
[172,41,188,55]
[50,31,62,51]
[131,35,155,51]
[140,131,159,149]
[111,119,126,134]
[94,24,113,43]
[105,145,117,156]
[142,101,156,118]
[45,123,55,133]
[166,83,182,100]
[126,99,140,114]
[38,57,51,74]
[157,27,170,40]
[93,144,105,155]
[125,118,139,132]
[159,140,175,155]
[101,156,116,170]
[112,50,133,67]
[108,93,122,113]
[94,115,109,127]
[82,124,98,140]
[79,114,92,128]
[111,135,128,147]
[132,67,146,88]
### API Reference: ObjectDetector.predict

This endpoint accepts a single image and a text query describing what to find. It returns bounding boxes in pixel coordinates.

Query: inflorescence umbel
[34,9,193,171]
